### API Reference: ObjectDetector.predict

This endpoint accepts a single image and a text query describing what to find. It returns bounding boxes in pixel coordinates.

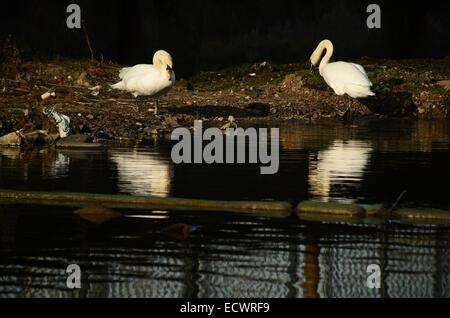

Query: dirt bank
[1,48,449,140]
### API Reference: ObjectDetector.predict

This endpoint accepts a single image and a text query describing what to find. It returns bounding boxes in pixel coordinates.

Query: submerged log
[74,206,122,224]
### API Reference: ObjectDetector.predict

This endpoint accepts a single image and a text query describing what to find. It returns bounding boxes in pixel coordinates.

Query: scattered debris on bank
[1,44,449,141]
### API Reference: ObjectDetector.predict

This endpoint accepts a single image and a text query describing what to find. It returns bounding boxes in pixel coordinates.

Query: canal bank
[1,52,449,141]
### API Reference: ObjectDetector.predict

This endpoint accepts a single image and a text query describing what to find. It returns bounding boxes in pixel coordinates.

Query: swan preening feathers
[310,39,374,115]
[111,50,176,114]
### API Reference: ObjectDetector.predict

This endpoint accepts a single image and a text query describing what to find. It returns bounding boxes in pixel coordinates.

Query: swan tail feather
[119,67,131,79]
[110,81,125,90]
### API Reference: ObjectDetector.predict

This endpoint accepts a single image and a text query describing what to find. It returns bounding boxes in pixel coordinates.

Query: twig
[82,20,95,61]
[388,190,407,213]
[44,83,87,90]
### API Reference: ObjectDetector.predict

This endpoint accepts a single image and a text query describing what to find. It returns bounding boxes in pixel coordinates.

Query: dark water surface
[0,120,449,297]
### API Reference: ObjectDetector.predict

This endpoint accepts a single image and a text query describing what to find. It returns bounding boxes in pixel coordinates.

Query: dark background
[1,0,449,77]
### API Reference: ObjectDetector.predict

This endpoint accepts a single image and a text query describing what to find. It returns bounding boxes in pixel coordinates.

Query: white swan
[111,50,176,114]
[310,39,374,116]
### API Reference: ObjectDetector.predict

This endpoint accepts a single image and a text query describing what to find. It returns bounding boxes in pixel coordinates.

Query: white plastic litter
[43,105,71,138]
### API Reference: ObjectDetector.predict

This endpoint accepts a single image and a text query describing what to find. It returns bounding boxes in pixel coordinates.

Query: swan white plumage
[310,39,374,116]
[111,50,176,114]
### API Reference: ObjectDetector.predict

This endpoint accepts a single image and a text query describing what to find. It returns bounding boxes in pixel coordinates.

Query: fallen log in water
[0,189,292,218]
[296,201,366,218]
[393,208,450,225]
[0,189,449,224]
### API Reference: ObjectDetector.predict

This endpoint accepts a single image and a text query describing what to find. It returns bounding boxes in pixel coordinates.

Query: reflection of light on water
[42,153,70,179]
[110,150,173,197]
[126,215,169,219]
[308,140,372,203]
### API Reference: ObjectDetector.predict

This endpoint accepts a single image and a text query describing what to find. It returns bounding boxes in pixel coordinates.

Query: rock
[165,116,179,128]
[86,114,94,120]
[0,132,21,146]
[76,72,91,87]
[95,130,110,140]
[74,206,122,224]
[280,74,304,92]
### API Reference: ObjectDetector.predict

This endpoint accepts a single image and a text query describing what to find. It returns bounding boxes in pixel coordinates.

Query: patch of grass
[187,62,313,90]
[429,85,449,96]
[371,77,405,93]
[295,69,327,90]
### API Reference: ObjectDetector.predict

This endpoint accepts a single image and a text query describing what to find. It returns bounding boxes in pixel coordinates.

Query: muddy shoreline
[1,55,449,140]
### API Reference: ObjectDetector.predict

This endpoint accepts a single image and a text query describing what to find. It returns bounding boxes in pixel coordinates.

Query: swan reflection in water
[110,149,173,197]
[308,140,372,203]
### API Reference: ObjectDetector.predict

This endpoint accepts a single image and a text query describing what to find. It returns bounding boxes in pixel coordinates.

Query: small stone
[0,132,21,146]
[165,116,179,127]
[86,114,94,120]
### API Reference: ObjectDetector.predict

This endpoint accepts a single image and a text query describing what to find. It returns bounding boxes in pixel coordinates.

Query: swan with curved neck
[310,39,334,75]
[310,39,374,118]
[111,50,176,115]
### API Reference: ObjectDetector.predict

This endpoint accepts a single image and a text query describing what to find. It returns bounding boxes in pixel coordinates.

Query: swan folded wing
[322,62,374,98]
[350,63,369,78]
[126,69,170,96]
[119,64,157,80]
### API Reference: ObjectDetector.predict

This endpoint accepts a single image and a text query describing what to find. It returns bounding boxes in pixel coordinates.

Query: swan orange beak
[166,65,173,81]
